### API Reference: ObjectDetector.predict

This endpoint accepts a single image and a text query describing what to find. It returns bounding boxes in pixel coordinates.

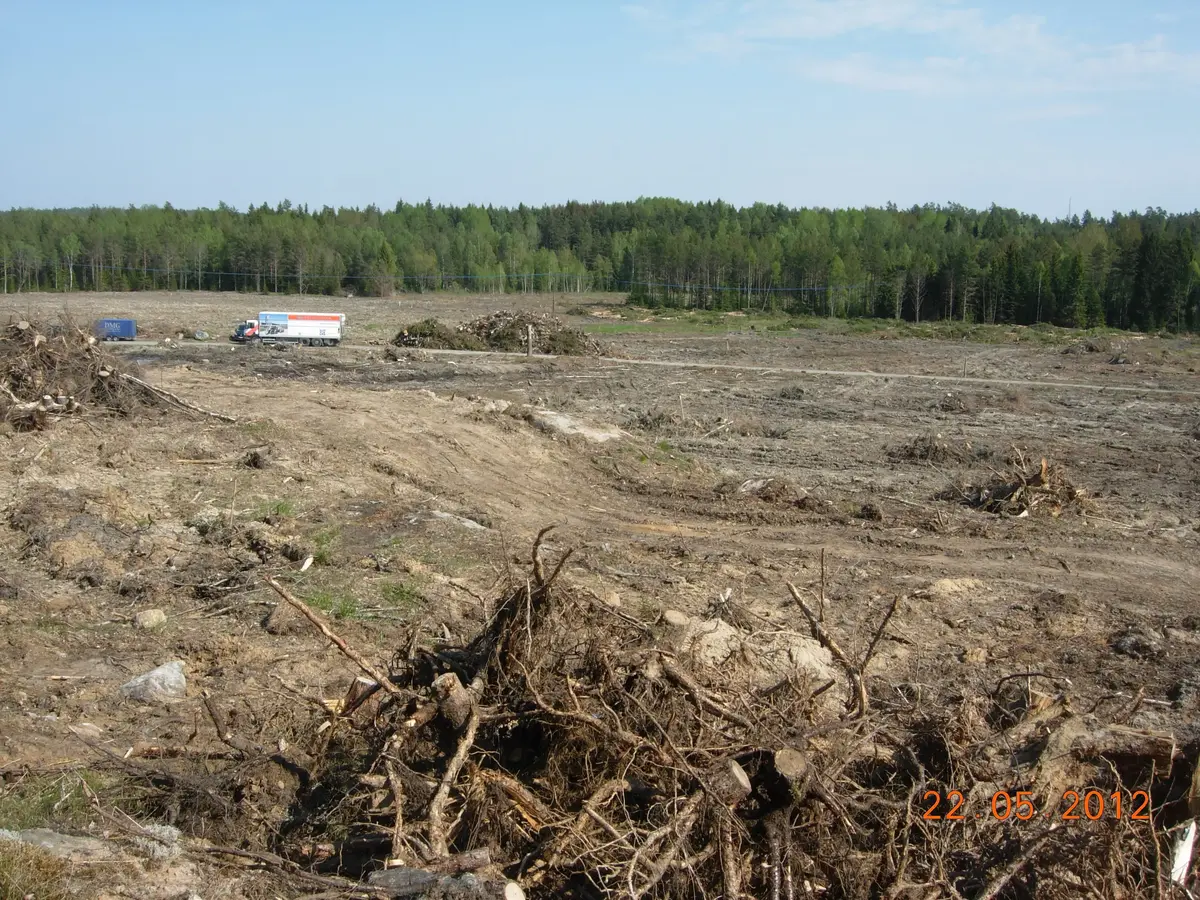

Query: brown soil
[1,291,1198,897]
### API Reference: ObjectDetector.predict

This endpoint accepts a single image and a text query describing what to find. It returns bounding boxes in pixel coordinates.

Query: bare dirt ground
[2,291,1199,898]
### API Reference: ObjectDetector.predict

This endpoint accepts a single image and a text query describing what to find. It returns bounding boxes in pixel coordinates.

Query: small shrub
[888,433,971,464]
[625,409,677,432]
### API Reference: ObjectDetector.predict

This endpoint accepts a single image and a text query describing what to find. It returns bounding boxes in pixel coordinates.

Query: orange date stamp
[922,789,1151,822]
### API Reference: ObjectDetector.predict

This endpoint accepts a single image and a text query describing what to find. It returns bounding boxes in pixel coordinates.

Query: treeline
[1,199,1198,331]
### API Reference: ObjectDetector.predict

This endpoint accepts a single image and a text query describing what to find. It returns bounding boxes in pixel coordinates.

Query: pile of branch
[392,319,487,352]
[458,310,602,356]
[944,450,1087,517]
[887,432,978,465]
[189,530,1192,900]
[0,319,234,430]
[393,311,603,357]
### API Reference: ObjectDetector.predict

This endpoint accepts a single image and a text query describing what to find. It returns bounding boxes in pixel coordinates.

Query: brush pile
[946,450,1088,517]
[393,312,603,356]
[888,432,981,465]
[0,319,148,429]
[132,530,1195,900]
[458,311,603,356]
[392,319,487,352]
[0,319,235,430]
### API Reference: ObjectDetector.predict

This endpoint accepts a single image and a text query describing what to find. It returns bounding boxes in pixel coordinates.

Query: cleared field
[1,291,1198,898]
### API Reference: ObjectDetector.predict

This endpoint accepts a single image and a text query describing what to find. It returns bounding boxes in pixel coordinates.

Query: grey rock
[662,609,692,628]
[131,822,182,860]
[1169,677,1200,708]
[134,608,167,630]
[120,660,187,702]
[0,827,119,861]
[1110,628,1162,660]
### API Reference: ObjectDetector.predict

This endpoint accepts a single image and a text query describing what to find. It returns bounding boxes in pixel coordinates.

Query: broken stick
[427,704,481,859]
[266,577,404,699]
[787,582,869,717]
[118,372,237,422]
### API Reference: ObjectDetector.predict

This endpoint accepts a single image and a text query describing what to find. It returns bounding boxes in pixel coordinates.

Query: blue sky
[1,0,1198,218]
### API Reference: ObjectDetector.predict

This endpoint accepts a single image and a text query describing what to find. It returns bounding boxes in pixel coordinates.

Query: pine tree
[1070,253,1089,328]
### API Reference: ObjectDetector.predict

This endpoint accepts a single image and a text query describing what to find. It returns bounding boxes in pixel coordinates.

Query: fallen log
[366,866,525,899]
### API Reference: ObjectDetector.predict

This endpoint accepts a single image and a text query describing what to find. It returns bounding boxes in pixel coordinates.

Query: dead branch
[860,595,902,672]
[659,655,755,730]
[267,577,405,699]
[107,531,1192,900]
[118,372,237,422]
[976,826,1060,900]
[787,581,869,717]
[427,704,480,858]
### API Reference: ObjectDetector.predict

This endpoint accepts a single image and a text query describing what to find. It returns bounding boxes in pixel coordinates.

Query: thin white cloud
[620,4,659,22]
[1003,102,1105,122]
[625,0,1200,96]
[796,53,969,95]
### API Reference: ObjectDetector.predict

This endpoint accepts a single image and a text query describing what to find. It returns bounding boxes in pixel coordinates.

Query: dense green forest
[1,199,1198,331]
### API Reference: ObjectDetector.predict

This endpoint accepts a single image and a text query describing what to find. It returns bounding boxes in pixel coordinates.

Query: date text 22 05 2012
[922,789,1151,822]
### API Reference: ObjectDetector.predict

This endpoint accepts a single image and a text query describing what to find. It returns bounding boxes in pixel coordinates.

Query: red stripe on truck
[287,314,342,322]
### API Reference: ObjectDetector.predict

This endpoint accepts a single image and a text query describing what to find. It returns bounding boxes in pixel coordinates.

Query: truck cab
[231,319,258,342]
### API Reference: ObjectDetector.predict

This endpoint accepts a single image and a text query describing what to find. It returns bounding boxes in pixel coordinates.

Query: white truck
[231,311,346,346]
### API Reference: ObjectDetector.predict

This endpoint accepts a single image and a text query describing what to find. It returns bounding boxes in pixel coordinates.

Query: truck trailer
[94,318,138,341]
[231,311,345,346]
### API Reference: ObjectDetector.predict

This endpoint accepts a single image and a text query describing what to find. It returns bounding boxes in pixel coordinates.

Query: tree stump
[707,759,752,806]
[433,672,477,730]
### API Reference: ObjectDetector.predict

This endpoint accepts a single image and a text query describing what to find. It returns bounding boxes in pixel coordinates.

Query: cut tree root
[1,318,233,429]
[104,535,1198,900]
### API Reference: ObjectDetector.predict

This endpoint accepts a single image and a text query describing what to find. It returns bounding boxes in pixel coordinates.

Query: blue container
[95,318,137,341]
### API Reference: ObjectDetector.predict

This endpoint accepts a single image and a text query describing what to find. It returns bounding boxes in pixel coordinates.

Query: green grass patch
[0,771,111,831]
[380,580,426,613]
[584,311,794,336]
[257,498,297,520]
[605,304,1146,346]
[239,418,286,442]
[631,441,693,469]
[311,526,341,566]
[31,616,67,634]
[305,589,360,620]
